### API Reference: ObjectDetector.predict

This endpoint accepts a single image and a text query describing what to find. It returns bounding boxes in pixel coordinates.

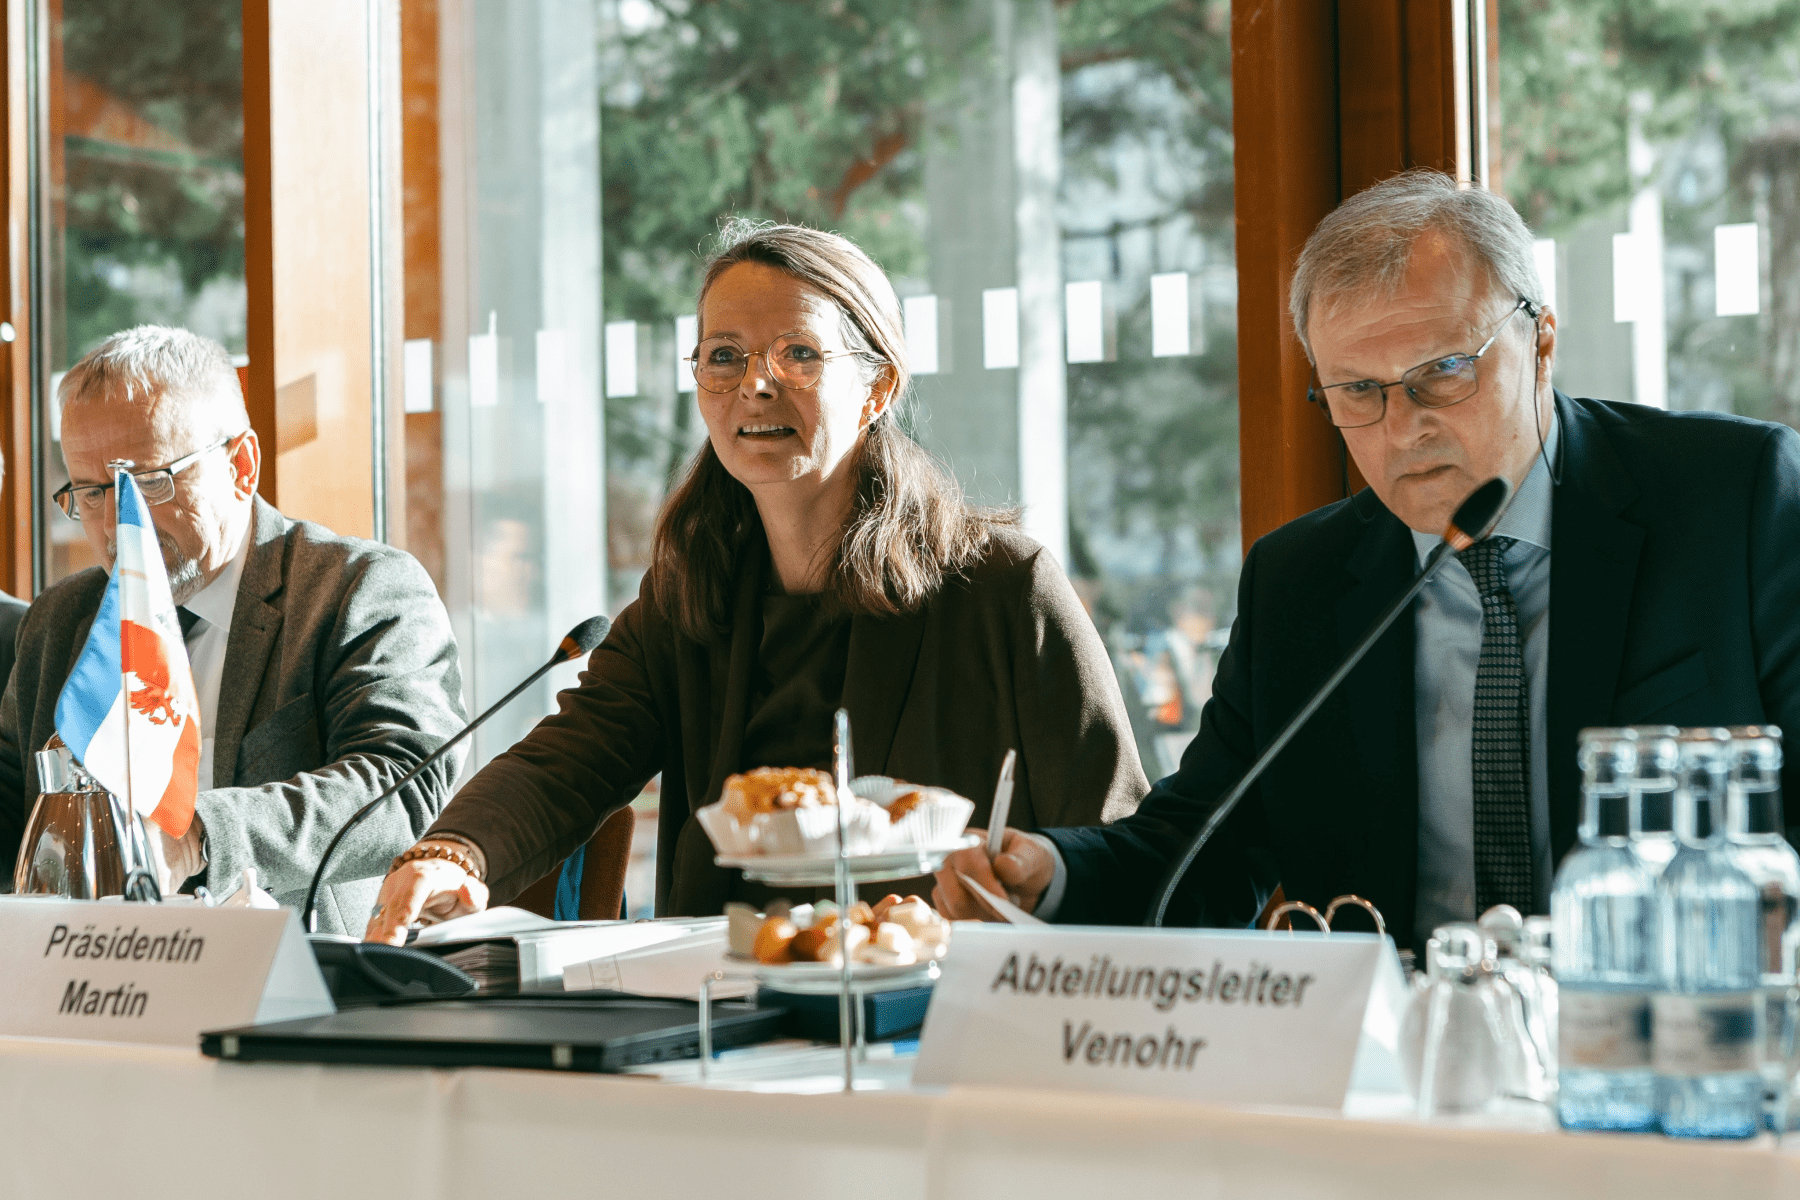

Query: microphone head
[555,615,611,664]
[1443,477,1514,551]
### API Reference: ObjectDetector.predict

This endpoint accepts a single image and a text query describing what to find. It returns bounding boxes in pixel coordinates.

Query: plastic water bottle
[1655,728,1762,1139]
[1554,728,1658,1132]
[1630,726,1681,877]
[1721,727,1799,1128]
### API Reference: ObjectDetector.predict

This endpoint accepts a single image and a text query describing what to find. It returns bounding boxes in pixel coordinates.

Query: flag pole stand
[118,662,160,903]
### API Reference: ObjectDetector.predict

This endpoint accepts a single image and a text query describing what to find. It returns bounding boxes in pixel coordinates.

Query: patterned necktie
[1456,536,1534,914]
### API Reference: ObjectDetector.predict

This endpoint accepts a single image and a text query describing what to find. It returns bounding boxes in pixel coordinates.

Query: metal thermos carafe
[11,742,157,900]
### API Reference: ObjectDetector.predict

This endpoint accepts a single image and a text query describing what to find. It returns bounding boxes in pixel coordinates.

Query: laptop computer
[201,991,786,1073]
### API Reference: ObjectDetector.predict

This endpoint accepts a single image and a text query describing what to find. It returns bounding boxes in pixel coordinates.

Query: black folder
[200,991,786,1074]
[756,985,932,1042]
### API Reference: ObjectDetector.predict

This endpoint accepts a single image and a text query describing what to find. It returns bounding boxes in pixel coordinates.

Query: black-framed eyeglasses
[686,331,882,394]
[1307,298,1538,429]
[53,434,240,521]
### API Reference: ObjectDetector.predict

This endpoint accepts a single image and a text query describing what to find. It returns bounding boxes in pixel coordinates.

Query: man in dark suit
[936,170,1800,952]
[0,326,467,933]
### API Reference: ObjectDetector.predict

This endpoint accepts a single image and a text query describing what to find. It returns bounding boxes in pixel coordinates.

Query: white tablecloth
[3,1035,1798,1199]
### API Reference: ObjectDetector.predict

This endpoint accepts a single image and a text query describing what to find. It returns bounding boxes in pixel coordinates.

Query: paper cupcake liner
[849,775,906,806]
[886,792,975,847]
[753,801,891,856]
[696,801,758,856]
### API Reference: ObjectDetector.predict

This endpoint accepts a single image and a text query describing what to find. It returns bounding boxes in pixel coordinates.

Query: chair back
[510,805,636,921]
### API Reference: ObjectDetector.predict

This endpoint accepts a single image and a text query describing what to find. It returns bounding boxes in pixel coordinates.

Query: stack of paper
[562,919,749,999]
[410,907,718,992]
[435,942,520,991]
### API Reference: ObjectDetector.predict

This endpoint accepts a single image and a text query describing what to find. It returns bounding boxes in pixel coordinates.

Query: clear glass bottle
[1721,726,1800,1128]
[1656,728,1763,1139]
[1554,728,1658,1132]
[1630,726,1682,877]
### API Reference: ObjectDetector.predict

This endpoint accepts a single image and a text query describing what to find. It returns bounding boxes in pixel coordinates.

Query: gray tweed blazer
[0,497,467,933]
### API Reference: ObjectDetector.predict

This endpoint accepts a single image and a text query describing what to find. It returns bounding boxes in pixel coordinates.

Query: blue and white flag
[54,468,201,837]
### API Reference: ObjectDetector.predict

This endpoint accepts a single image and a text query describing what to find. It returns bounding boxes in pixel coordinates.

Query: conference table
[4,1033,1797,1199]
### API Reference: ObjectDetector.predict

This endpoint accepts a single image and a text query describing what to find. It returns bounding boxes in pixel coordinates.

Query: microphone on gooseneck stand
[301,615,612,935]
[1144,477,1517,928]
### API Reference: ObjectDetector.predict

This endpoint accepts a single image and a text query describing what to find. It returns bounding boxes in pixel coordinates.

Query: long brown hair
[650,221,1014,641]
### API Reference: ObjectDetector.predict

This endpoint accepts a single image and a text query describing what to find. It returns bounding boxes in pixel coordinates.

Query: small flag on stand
[54,467,202,837]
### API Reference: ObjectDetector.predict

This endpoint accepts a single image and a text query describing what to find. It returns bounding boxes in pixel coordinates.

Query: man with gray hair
[939,169,1800,952]
[0,325,467,933]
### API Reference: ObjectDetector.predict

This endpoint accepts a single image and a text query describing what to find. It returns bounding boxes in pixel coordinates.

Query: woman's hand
[363,855,490,944]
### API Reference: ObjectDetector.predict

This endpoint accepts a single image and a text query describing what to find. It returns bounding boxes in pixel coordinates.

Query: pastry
[886,790,928,820]
[874,922,914,956]
[752,793,890,856]
[753,918,798,964]
[812,923,871,966]
[787,926,832,961]
[789,923,871,963]
[883,786,976,847]
[814,900,876,931]
[720,766,836,822]
[749,899,949,967]
[884,898,937,936]
[885,898,951,960]
[872,893,924,924]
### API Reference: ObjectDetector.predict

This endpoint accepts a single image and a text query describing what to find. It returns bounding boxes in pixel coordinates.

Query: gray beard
[109,534,205,605]
[165,555,204,605]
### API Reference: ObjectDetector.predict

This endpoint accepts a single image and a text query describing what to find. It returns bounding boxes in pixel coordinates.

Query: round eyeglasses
[686,332,881,394]
[52,435,238,521]
[1307,299,1536,429]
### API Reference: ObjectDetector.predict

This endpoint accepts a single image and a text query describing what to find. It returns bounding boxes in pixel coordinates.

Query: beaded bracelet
[391,840,482,881]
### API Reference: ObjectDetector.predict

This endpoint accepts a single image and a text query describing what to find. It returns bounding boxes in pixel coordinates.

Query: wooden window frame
[2,0,29,598]
[1233,0,1495,550]
[0,0,1490,596]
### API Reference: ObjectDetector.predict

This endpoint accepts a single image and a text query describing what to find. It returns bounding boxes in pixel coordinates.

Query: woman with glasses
[366,221,1147,935]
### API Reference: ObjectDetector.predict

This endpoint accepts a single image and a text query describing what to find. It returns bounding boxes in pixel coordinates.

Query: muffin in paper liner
[848,775,910,807]
[752,799,891,856]
[884,787,976,847]
[720,766,835,820]
[695,801,758,856]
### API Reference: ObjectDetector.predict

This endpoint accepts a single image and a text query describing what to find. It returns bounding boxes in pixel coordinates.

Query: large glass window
[32,0,246,584]
[1499,2,1800,424]
[406,0,1237,915]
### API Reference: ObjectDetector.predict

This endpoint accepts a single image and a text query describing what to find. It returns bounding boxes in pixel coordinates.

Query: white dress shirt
[180,526,251,790]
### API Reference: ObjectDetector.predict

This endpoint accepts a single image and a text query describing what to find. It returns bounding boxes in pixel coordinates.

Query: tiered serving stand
[697,708,975,1091]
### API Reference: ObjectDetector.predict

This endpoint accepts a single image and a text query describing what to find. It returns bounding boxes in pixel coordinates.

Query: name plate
[914,925,1406,1108]
[0,898,333,1047]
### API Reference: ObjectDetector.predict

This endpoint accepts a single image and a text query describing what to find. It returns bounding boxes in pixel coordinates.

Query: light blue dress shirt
[1409,422,1557,937]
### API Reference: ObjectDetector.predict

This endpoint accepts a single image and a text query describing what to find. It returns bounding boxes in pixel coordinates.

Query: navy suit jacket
[1044,393,1800,951]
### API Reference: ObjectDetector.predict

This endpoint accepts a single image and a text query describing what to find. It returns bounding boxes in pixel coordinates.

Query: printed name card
[913,925,1407,1108]
[0,897,333,1047]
